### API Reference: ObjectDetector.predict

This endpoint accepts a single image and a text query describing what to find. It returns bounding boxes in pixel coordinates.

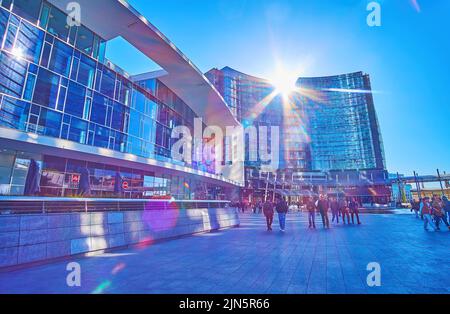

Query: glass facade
[206,67,390,204]
[298,72,386,171]
[0,0,239,199]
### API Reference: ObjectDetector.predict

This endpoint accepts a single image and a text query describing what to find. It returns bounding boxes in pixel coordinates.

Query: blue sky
[107,0,450,177]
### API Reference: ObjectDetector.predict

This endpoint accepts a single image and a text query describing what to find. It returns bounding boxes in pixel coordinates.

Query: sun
[271,70,298,98]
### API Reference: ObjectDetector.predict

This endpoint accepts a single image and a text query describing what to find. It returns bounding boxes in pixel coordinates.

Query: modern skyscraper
[206,67,390,204]
[0,0,243,200]
[298,72,386,172]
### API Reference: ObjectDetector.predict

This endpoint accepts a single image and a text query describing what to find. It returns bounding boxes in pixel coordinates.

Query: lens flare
[143,201,179,231]
[410,0,421,13]
[111,262,126,275]
[92,280,111,294]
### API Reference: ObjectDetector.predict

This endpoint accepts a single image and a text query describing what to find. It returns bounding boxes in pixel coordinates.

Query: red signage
[72,174,80,184]
[122,181,129,190]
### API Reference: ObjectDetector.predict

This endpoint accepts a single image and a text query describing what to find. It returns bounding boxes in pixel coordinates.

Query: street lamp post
[436,169,445,196]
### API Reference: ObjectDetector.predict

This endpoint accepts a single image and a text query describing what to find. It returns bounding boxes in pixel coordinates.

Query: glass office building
[298,72,386,172]
[206,67,390,204]
[0,0,243,199]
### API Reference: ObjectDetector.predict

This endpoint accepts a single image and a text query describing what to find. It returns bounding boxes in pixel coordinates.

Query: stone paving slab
[0,213,448,294]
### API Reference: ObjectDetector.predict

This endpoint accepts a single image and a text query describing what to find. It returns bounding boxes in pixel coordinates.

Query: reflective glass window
[12,0,42,24]
[68,117,87,144]
[14,20,44,64]
[0,96,30,130]
[38,107,61,137]
[90,93,108,125]
[100,67,115,97]
[93,125,109,148]
[33,68,59,109]
[47,6,69,40]
[111,101,126,131]
[0,6,8,44]
[65,80,86,118]
[0,51,27,97]
[77,54,95,88]
[75,25,94,56]
[49,40,72,77]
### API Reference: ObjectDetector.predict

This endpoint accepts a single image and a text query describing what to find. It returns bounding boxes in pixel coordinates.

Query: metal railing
[0,196,231,215]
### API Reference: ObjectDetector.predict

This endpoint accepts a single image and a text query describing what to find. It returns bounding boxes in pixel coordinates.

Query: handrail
[0,197,232,215]
[0,196,230,203]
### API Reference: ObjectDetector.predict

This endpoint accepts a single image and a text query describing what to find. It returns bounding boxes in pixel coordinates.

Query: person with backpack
[275,197,288,232]
[306,197,316,229]
[263,200,274,231]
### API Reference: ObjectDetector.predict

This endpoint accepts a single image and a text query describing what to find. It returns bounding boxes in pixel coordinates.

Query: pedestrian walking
[339,198,350,224]
[275,198,288,232]
[263,200,274,231]
[422,197,436,231]
[317,195,330,228]
[349,198,361,225]
[432,195,450,231]
[330,197,339,223]
[306,197,316,229]
[442,196,450,223]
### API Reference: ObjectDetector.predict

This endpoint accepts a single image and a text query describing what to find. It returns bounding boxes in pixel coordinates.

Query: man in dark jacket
[442,196,450,224]
[306,198,316,229]
[330,197,339,224]
[263,200,274,231]
[317,195,330,228]
[349,198,361,224]
[276,198,288,232]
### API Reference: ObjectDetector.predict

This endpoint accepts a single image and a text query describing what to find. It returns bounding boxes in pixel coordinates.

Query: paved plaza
[0,212,449,294]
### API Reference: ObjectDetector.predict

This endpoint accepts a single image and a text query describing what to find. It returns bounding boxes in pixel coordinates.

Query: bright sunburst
[270,66,299,99]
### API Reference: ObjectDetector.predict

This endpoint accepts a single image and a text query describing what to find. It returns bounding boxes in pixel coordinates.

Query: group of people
[411,195,450,231]
[260,195,362,232]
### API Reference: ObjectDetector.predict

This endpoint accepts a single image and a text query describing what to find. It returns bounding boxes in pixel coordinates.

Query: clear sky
[107,0,450,177]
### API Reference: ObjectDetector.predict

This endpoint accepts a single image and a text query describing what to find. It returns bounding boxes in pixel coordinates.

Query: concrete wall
[0,207,239,268]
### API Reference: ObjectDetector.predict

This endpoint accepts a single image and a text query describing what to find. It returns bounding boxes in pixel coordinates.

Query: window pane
[90,93,108,125]
[0,7,8,45]
[75,25,94,55]
[49,40,72,77]
[111,101,127,131]
[38,107,61,137]
[65,80,86,118]
[14,20,44,64]
[100,67,115,97]
[93,125,109,148]
[0,51,27,97]
[68,117,87,144]
[47,6,69,40]
[32,68,59,109]
[0,96,30,131]
[12,0,42,24]
[77,54,95,88]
